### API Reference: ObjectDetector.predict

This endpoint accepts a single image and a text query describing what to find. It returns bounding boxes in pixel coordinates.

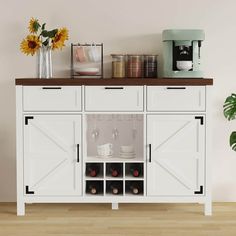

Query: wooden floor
[0,203,236,236]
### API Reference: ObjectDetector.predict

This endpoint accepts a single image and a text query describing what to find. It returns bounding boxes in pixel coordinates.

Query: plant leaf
[33,21,41,33]
[47,29,58,38]
[41,30,49,37]
[223,93,236,120]
[230,132,236,151]
[42,39,49,46]
[42,23,46,31]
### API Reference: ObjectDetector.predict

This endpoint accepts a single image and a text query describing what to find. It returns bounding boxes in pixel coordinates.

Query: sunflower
[20,35,41,56]
[28,17,40,34]
[52,28,69,50]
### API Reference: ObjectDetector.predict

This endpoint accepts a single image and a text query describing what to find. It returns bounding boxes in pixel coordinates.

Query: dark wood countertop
[15,78,213,86]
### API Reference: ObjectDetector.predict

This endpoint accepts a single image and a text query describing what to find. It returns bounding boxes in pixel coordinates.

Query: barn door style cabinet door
[23,115,82,196]
[147,115,205,196]
[15,78,213,216]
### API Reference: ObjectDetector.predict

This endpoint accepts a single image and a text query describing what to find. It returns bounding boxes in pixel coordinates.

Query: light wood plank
[0,203,235,236]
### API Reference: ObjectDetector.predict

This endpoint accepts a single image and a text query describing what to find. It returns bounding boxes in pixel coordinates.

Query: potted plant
[223,93,236,150]
[20,18,69,78]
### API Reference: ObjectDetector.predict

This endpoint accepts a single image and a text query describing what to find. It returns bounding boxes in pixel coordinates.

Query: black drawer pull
[42,87,62,90]
[104,87,124,90]
[166,87,186,90]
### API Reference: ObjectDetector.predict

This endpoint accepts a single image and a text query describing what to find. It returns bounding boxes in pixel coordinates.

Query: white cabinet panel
[85,86,143,111]
[23,115,82,196]
[147,115,205,196]
[147,86,205,111]
[23,86,82,111]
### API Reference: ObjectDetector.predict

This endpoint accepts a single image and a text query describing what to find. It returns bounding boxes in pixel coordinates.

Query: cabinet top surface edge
[15,78,213,86]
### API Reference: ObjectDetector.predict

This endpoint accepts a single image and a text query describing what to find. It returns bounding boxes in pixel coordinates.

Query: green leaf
[223,93,236,120]
[47,29,58,38]
[42,23,46,31]
[230,132,236,151]
[33,21,40,33]
[41,30,49,37]
[42,39,49,46]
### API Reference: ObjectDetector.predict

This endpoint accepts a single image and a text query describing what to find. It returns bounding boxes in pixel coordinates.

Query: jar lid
[127,54,142,56]
[143,54,158,56]
[111,54,126,56]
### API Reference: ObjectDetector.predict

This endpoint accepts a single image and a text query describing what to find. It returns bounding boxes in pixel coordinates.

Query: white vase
[37,45,52,78]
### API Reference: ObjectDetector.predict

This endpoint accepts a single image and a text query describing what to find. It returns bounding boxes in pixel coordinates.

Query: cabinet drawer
[23,86,82,111]
[85,86,143,111]
[147,86,205,111]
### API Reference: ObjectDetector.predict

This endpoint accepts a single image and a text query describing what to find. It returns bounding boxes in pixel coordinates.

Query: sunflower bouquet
[20,18,69,56]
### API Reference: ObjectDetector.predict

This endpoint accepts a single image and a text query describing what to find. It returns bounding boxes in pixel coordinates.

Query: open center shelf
[84,114,145,196]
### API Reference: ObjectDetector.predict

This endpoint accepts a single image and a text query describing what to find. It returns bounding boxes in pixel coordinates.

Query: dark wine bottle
[129,183,140,195]
[130,164,141,177]
[110,182,122,195]
[87,164,100,177]
[88,182,100,195]
[110,165,121,177]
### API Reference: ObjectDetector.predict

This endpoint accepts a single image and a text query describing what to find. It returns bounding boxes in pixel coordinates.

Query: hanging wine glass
[132,115,137,140]
[91,115,99,140]
[112,114,119,140]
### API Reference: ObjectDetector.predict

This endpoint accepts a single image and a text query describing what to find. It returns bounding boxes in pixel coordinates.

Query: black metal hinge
[195,116,204,125]
[194,185,203,195]
[25,186,34,194]
[25,116,34,125]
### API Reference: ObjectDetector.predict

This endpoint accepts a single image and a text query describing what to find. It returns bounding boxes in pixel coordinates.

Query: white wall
[0,0,236,201]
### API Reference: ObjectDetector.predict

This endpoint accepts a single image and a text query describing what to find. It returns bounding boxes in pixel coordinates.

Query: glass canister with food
[127,54,143,78]
[111,54,126,78]
[143,55,158,78]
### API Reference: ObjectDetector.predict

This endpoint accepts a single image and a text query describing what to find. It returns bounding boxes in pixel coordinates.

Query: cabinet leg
[112,203,119,210]
[204,201,212,216]
[17,201,25,216]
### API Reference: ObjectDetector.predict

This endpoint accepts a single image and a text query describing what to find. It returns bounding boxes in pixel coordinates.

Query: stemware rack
[71,43,103,78]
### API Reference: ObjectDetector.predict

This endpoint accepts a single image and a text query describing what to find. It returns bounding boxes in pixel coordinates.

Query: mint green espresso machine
[162,29,205,78]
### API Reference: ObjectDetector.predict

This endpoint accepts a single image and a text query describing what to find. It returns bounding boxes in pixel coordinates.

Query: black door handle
[149,144,152,162]
[104,87,124,89]
[77,144,80,162]
[42,87,62,89]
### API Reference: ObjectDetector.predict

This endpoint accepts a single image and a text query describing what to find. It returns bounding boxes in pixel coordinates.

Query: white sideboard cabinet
[16,78,213,216]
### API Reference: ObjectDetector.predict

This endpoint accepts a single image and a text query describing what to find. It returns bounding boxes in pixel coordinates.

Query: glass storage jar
[111,54,126,78]
[143,55,158,78]
[127,55,143,78]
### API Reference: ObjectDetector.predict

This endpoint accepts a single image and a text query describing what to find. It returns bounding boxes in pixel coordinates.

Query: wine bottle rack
[84,161,145,196]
